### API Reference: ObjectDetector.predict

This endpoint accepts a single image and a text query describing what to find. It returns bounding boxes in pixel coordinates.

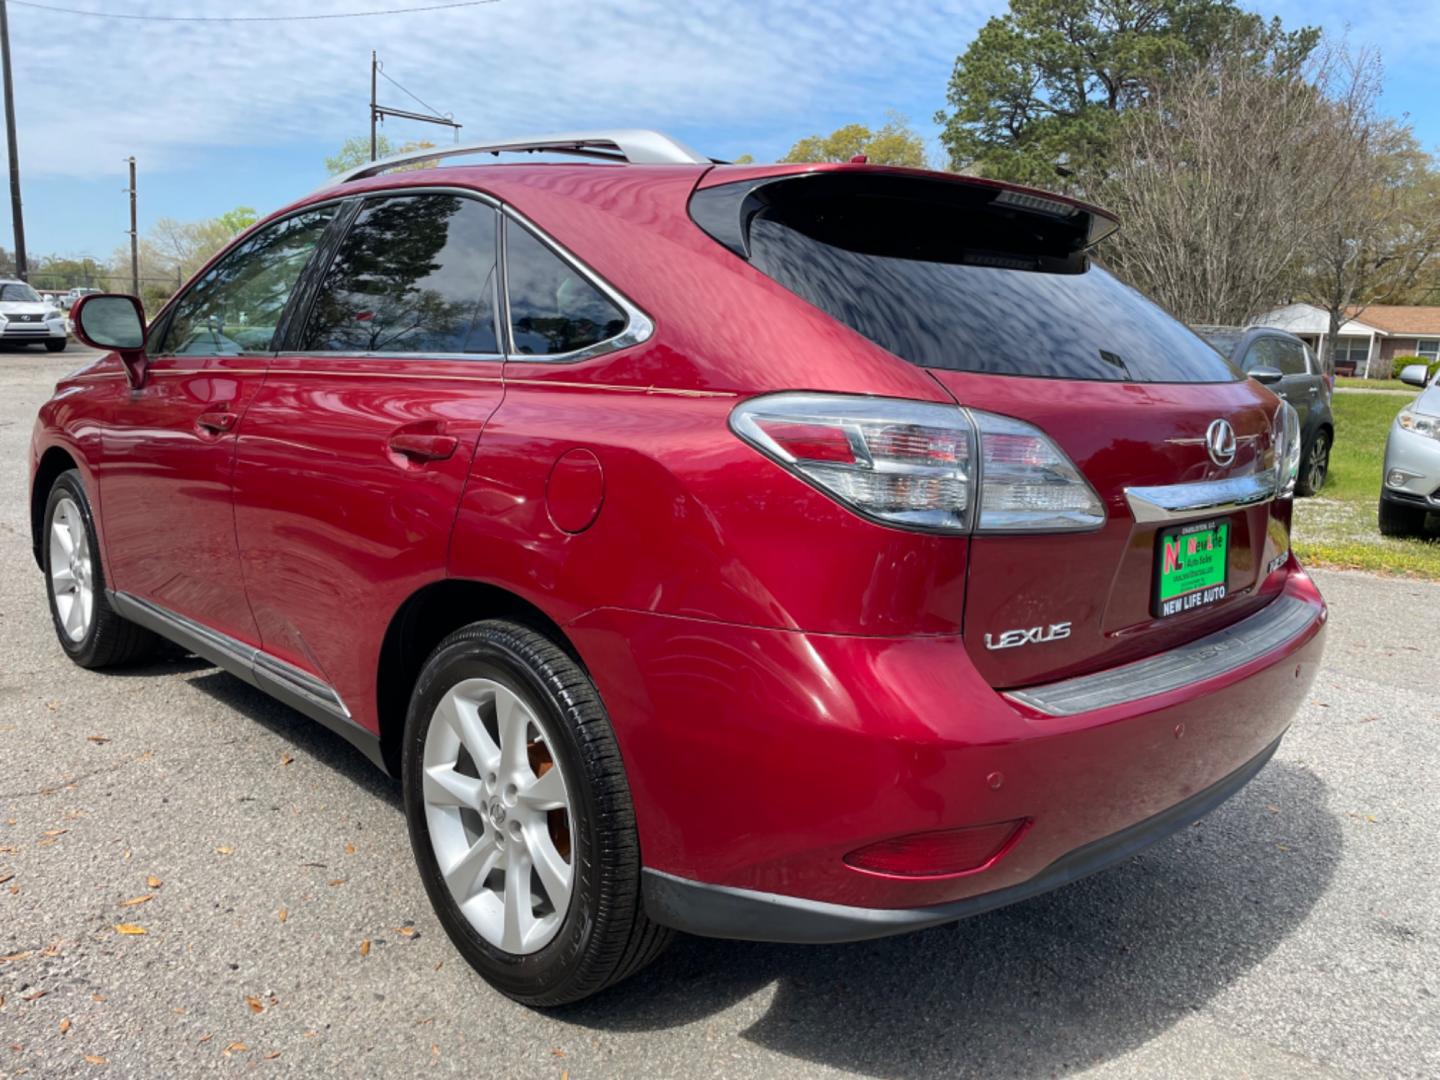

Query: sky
[3,0,1438,265]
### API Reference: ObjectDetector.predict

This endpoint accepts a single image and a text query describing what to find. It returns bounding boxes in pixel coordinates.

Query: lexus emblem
[1205,419,1237,467]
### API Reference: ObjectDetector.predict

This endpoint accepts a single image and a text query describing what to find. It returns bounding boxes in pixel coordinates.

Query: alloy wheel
[421,678,573,955]
[1307,433,1329,493]
[48,495,94,643]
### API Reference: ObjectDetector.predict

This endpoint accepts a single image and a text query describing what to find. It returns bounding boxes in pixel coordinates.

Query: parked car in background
[1379,363,1440,537]
[62,287,102,309]
[33,131,1325,1006]
[1195,325,1332,495]
[0,280,67,352]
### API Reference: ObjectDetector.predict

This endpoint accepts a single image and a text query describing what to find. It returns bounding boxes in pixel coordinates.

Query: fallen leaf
[551,1047,566,1057]
[433,960,443,971]
[0,872,13,886]
[359,939,371,957]
[245,996,263,1014]
[0,951,31,964]
[40,944,60,958]
[0,995,5,1009]
[344,843,356,856]
[395,927,416,938]
[223,1042,248,1056]
[7,885,17,894]
[276,908,288,924]
[265,1051,282,1060]
[146,875,162,889]
[214,847,234,856]
[0,846,16,854]
[91,994,106,1003]
[84,1055,108,1065]
[41,829,68,837]
[35,838,56,848]
[119,895,152,908]
[280,754,294,766]
[197,1034,213,1044]
[327,879,346,887]
[112,924,146,936]
[86,736,110,744]
[303,1030,317,1038]
[172,1007,186,1015]
[414,1017,434,1026]
[59,1018,71,1034]
[22,990,47,1002]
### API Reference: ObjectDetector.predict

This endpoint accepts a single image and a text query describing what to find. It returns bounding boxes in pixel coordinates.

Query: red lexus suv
[31,130,1326,1006]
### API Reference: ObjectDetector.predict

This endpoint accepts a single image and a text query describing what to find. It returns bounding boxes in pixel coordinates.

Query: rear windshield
[703,175,1240,384]
[1195,328,1243,358]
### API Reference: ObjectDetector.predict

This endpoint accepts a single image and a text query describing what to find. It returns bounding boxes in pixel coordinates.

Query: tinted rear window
[708,176,1239,384]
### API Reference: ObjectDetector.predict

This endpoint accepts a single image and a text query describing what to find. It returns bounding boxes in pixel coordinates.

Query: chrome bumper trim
[1007,594,1318,717]
[1125,471,1276,524]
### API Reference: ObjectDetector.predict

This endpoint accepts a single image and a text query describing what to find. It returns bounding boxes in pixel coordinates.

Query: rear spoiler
[690,166,1119,270]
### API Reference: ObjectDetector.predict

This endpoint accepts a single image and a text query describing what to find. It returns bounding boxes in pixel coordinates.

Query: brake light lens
[844,819,1028,878]
[1273,401,1302,497]
[731,393,1103,534]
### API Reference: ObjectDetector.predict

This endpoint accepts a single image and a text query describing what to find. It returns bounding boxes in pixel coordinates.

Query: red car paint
[31,158,1325,917]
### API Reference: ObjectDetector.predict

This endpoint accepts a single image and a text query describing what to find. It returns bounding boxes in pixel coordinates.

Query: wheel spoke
[52,519,74,557]
[423,763,485,808]
[496,689,530,781]
[50,566,75,592]
[438,692,500,774]
[443,835,500,902]
[500,847,534,952]
[79,585,93,632]
[517,766,566,811]
[63,593,85,635]
[524,821,572,911]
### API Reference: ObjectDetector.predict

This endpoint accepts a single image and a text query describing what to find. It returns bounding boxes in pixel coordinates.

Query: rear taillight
[730,393,1103,534]
[844,819,1028,878]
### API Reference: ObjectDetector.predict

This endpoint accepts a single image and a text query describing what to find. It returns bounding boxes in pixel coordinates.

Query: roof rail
[329,128,710,185]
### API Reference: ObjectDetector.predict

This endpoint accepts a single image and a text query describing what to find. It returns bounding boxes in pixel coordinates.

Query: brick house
[1250,302,1440,377]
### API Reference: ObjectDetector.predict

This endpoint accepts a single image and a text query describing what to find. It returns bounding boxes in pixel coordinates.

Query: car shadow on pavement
[561,760,1339,1078]
[183,668,400,807]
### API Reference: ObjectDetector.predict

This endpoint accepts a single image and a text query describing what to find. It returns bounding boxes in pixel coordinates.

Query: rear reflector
[843,819,1028,878]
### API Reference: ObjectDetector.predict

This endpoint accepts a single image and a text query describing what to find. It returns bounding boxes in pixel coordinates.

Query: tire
[42,470,163,668]
[45,338,66,353]
[402,619,671,1006]
[1295,429,1330,497]
[1378,497,1428,538]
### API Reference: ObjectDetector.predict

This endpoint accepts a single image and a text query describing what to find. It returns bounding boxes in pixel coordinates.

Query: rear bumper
[568,560,1326,920]
[644,734,1280,943]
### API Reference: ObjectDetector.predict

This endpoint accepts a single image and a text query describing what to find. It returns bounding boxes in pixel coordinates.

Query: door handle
[196,409,238,434]
[1308,386,1320,395]
[387,432,459,462]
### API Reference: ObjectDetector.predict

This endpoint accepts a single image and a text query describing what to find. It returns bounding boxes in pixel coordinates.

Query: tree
[325,134,437,177]
[781,116,928,168]
[731,153,755,164]
[1093,38,1385,326]
[1299,122,1440,375]
[936,0,1318,187]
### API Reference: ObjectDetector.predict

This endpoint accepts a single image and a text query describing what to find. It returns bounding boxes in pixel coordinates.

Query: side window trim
[152,199,347,359]
[276,187,506,361]
[499,205,654,364]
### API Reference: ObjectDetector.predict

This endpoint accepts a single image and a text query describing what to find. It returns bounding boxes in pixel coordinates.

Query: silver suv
[1380,363,1440,537]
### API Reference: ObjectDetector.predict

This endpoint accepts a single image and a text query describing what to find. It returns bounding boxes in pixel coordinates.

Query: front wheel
[45,338,67,353]
[1295,430,1330,497]
[1378,497,1428,538]
[42,470,163,667]
[402,620,671,1006]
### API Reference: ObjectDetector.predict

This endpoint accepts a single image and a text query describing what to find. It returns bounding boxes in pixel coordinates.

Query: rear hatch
[692,166,1291,687]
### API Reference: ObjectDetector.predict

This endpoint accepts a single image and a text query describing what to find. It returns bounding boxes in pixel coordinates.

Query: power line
[378,65,449,122]
[9,0,499,21]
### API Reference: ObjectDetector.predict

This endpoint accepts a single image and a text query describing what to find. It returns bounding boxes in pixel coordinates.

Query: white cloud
[11,0,990,177]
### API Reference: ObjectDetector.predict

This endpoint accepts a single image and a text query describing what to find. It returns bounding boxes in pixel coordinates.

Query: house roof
[1343,305,1440,337]
[1252,302,1384,337]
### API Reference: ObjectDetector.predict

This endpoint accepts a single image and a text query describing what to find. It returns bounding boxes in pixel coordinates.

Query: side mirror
[71,294,148,387]
[1399,364,1430,388]
[1249,365,1284,386]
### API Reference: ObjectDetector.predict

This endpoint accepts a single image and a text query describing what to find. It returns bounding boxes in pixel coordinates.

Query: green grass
[1292,391,1440,578]
[1336,376,1410,391]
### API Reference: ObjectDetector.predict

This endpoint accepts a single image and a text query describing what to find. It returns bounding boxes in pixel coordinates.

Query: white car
[1379,363,1440,537]
[0,280,68,352]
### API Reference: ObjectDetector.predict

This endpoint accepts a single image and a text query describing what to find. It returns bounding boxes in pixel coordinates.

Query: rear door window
[695,173,1239,384]
[300,194,501,355]
[504,220,626,356]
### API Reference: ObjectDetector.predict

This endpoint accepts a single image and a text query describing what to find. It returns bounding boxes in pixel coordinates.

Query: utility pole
[370,51,378,162]
[369,51,461,163]
[0,0,28,281]
[127,157,138,296]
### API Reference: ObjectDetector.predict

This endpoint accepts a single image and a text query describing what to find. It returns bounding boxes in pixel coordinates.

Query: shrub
[1392,355,1440,385]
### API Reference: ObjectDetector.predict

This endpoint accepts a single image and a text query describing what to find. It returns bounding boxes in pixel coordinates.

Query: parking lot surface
[2,347,1437,1078]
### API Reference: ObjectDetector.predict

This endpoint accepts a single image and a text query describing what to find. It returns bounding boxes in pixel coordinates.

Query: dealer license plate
[1154,519,1229,618]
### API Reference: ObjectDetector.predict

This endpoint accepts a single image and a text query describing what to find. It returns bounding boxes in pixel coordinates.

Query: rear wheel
[1295,429,1330,496]
[42,471,163,667]
[402,620,671,1006]
[45,338,66,353]
[1378,497,1428,538]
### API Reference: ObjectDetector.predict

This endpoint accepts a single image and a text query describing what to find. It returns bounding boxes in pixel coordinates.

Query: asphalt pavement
[1,346,1437,1078]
